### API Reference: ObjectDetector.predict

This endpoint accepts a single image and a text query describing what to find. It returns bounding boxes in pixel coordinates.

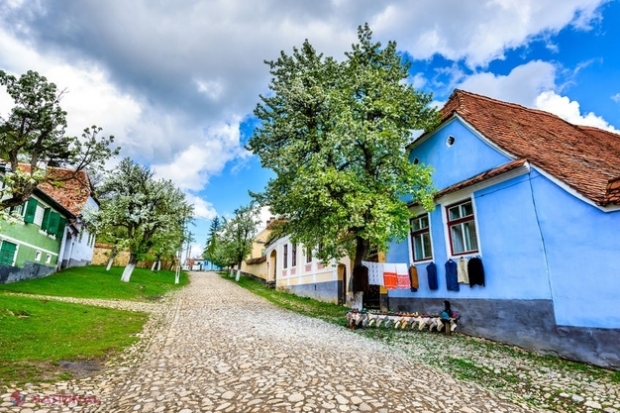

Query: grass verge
[0,265,189,301]
[0,295,148,385]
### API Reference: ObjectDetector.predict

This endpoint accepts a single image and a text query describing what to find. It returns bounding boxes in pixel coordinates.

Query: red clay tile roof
[440,89,620,206]
[18,164,93,217]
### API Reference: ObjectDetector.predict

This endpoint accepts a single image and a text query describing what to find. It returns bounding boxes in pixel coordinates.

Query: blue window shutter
[24,198,37,224]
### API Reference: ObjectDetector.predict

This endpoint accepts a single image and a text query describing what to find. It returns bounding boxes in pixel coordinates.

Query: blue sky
[1,0,619,256]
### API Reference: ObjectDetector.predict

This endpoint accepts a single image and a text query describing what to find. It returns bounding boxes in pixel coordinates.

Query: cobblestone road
[2,272,541,412]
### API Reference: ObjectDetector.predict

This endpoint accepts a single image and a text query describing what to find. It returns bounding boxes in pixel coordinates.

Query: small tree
[219,203,261,282]
[0,70,119,211]
[248,25,438,302]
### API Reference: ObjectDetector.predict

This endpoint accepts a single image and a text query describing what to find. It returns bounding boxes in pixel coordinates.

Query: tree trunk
[106,246,118,271]
[157,260,161,271]
[174,264,180,284]
[351,236,370,310]
[235,267,241,282]
[151,261,157,271]
[106,258,114,272]
[121,254,137,282]
[229,267,234,278]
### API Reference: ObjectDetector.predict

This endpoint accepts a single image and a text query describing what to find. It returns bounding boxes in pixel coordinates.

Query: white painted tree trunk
[151,261,157,271]
[352,292,364,310]
[235,268,241,282]
[106,258,114,272]
[120,263,136,282]
[229,268,233,278]
[157,260,161,271]
[174,265,180,284]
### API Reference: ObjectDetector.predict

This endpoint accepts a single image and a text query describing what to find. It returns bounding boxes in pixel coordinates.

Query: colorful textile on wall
[396,263,411,289]
[362,261,384,286]
[409,265,419,292]
[382,263,398,290]
[457,257,470,284]
[426,262,438,290]
[468,257,485,287]
[445,259,459,291]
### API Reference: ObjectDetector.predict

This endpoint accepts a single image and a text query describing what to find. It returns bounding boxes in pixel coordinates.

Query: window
[0,241,17,266]
[305,247,312,263]
[283,244,288,269]
[410,214,432,261]
[45,254,52,264]
[35,251,42,261]
[291,244,297,267]
[446,199,479,255]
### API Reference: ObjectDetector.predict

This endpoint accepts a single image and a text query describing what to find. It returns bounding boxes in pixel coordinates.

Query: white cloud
[151,117,250,191]
[372,0,606,67]
[457,60,557,106]
[612,93,620,103]
[535,91,619,132]
[185,193,217,221]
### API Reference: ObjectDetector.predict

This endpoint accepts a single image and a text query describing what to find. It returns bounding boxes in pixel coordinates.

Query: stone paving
[2,272,544,412]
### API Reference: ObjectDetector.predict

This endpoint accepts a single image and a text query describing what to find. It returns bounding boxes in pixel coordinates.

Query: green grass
[0,265,189,301]
[0,295,148,385]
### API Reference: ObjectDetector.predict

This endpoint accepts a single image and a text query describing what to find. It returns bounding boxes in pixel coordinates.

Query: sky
[1,0,619,257]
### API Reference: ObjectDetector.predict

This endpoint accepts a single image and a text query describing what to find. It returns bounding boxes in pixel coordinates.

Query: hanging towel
[362,261,384,286]
[395,263,410,290]
[426,262,438,290]
[383,263,398,290]
[468,257,485,287]
[352,265,369,293]
[457,257,470,284]
[409,265,419,292]
[445,259,459,291]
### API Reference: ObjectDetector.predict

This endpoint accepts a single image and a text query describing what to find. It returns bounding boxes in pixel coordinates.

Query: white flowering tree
[85,158,193,282]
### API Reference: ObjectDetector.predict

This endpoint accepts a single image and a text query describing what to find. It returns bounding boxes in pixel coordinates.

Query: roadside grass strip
[0,266,189,301]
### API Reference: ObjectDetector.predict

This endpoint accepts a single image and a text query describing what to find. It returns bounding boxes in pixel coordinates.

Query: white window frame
[410,212,434,263]
[442,197,481,257]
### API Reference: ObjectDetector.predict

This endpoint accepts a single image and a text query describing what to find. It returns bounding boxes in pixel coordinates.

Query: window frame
[445,199,480,256]
[291,244,297,268]
[283,243,288,269]
[410,213,433,262]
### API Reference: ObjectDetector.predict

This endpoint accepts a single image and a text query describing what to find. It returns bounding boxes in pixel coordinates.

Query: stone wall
[92,244,175,270]
[0,262,56,284]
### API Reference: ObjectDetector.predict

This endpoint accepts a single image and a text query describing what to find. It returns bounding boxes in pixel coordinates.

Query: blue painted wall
[530,170,620,328]
[410,119,510,190]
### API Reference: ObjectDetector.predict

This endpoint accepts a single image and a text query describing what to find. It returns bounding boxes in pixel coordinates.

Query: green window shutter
[41,208,51,231]
[56,217,67,238]
[47,211,60,235]
[0,241,17,266]
[24,198,38,224]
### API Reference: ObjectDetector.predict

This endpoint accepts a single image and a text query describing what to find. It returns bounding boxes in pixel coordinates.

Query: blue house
[387,90,620,369]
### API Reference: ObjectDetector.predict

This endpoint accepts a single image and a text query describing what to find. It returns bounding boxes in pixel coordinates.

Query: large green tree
[86,158,194,282]
[248,24,438,272]
[0,70,119,212]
